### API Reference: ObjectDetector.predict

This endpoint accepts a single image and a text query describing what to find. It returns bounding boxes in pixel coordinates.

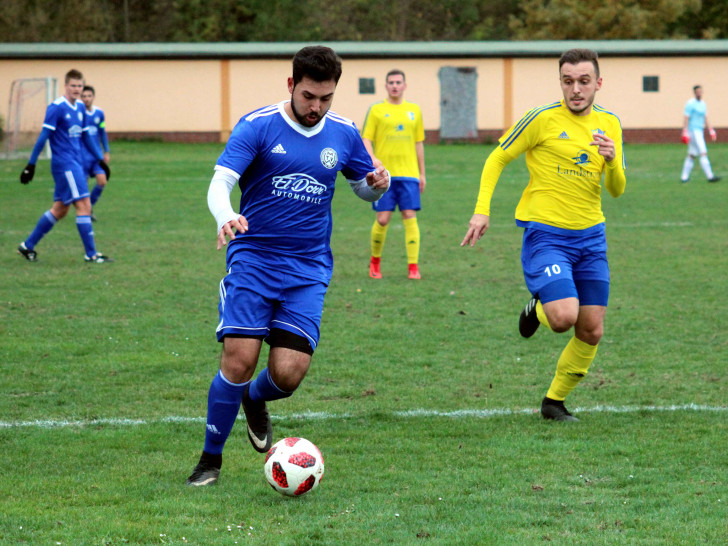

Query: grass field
[1,141,727,544]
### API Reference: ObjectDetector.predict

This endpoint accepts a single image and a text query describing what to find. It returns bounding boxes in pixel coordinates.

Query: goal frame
[2,76,57,160]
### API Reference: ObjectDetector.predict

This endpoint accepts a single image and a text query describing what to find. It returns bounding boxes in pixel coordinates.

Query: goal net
[2,77,57,160]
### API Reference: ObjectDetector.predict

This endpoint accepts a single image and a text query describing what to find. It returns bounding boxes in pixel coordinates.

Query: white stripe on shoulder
[244,104,281,122]
[326,111,356,127]
[42,123,56,131]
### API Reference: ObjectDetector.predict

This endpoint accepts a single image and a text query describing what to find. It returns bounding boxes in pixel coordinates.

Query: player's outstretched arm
[461,214,490,247]
[366,165,390,190]
[349,166,389,202]
[20,127,53,183]
[461,147,509,247]
[208,168,248,250]
[216,216,248,251]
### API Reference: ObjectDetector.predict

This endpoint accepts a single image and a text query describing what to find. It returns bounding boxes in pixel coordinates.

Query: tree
[0,0,114,42]
[0,0,723,42]
[509,0,702,40]
[670,0,728,38]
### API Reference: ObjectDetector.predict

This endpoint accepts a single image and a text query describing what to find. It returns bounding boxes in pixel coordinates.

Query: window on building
[359,78,375,94]
[643,76,659,92]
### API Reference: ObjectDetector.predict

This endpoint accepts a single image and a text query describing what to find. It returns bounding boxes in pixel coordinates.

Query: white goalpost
[2,77,57,160]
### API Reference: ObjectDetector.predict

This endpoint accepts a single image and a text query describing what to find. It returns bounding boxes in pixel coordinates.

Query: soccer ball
[264,437,325,497]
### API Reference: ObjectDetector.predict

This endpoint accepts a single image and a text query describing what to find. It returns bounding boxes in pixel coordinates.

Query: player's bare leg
[243,343,312,453]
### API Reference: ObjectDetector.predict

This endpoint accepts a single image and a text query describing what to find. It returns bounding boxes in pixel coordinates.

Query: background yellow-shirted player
[462,48,627,421]
[362,70,426,280]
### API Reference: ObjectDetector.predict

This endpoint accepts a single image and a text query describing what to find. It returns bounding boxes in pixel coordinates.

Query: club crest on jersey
[94,116,101,124]
[320,148,338,169]
[572,150,590,166]
[78,112,83,121]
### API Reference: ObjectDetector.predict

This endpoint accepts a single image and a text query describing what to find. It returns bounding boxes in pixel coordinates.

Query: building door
[438,66,478,140]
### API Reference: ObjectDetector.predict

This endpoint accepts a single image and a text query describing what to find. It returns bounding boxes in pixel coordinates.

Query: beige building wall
[2,54,726,140]
[602,56,728,129]
[0,59,221,133]
[222,58,504,134]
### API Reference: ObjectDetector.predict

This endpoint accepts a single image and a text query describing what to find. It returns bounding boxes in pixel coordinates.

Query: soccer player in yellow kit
[462,49,627,421]
[362,70,426,280]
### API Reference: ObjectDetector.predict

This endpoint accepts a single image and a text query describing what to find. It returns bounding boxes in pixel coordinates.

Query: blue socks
[90,185,104,205]
[26,211,99,258]
[201,368,293,457]
[248,367,293,402]
[203,370,248,456]
[25,211,57,249]
[76,215,96,257]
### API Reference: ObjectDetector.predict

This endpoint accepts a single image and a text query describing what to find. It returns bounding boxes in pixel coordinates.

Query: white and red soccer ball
[264,437,324,497]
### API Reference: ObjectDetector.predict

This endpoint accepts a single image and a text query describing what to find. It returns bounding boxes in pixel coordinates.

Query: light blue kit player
[680,84,720,183]
[18,69,111,263]
[81,85,111,215]
[186,46,390,486]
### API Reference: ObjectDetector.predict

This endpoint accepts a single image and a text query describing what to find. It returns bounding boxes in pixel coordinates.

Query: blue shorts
[216,260,328,351]
[521,226,610,306]
[52,163,90,205]
[84,158,105,178]
[372,176,421,212]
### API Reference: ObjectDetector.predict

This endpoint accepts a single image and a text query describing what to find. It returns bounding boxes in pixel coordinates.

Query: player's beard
[290,100,324,127]
[567,94,594,115]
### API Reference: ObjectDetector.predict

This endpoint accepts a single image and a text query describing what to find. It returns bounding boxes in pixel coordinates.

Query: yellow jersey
[475,100,626,230]
[362,100,424,178]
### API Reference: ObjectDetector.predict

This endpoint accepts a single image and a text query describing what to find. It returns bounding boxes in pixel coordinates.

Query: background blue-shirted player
[187,46,390,486]
[81,85,111,218]
[680,85,720,183]
[18,69,112,263]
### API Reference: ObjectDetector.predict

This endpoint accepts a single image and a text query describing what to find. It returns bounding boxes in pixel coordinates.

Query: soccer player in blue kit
[186,46,390,486]
[81,85,111,217]
[18,69,111,263]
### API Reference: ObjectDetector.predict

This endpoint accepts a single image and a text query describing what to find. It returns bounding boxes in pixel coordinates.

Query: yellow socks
[370,220,388,258]
[536,300,552,330]
[546,336,598,401]
[403,217,420,265]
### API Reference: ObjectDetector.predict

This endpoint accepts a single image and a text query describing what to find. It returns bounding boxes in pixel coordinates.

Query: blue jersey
[216,101,375,283]
[42,97,87,169]
[81,105,107,165]
[685,98,707,132]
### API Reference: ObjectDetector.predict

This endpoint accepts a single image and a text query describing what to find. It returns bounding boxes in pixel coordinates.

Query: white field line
[0,403,725,429]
